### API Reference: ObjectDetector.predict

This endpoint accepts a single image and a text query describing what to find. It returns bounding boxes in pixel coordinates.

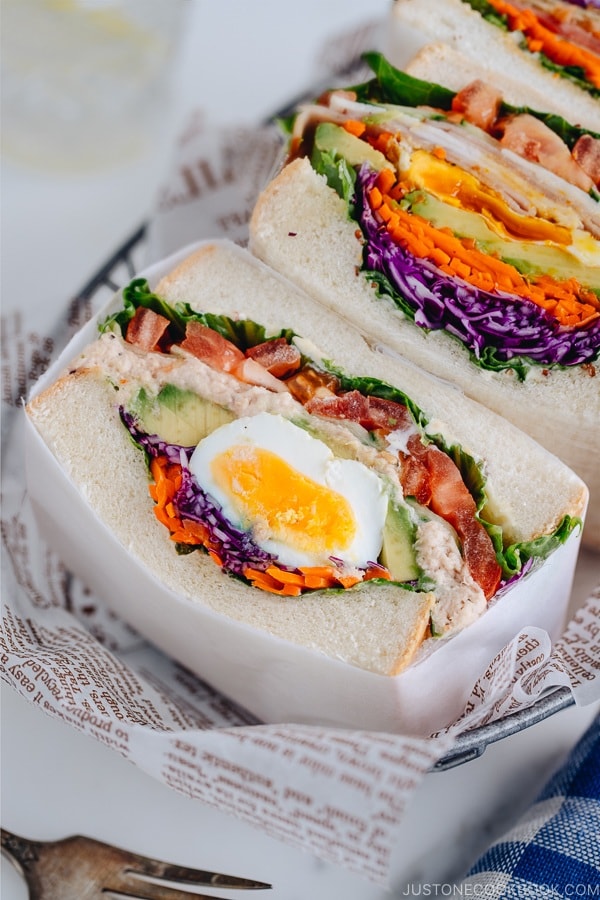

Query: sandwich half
[26,242,587,691]
[248,53,600,548]
[387,0,600,132]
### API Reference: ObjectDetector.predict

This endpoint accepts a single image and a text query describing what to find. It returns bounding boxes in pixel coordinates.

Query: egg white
[189,412,388,569]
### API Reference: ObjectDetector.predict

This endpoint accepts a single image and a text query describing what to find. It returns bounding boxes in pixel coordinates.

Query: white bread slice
[26,368,434,677]
[26,243,588,679]
[386,0,600,132]
[248,159,599,548]
[404,41,555,111]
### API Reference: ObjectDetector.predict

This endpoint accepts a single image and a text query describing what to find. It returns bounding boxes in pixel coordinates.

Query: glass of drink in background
[2,0,189,172]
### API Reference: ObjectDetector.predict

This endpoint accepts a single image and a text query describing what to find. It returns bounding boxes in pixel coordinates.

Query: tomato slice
[180,321,245,372]
[423,444,502,600]
[455,511,503,601]
[399,454,432,506]
[572,134,600,188]
[125,307,170,352]
[246,337,301,378]
[451,79,502,132]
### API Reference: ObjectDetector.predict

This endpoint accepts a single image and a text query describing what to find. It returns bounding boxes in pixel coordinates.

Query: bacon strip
[305,390,413,433]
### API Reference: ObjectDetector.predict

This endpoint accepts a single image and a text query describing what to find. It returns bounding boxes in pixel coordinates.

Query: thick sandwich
[26,242,587,681]
[387,0,600,132]
[403,41,565,111]
[248,53,600,548]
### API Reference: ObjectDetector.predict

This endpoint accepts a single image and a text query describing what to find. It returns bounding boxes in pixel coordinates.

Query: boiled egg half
[189,412,388,569]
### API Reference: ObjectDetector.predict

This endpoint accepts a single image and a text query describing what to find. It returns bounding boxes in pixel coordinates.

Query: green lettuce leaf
[353,51,455,109]
[493,515,582,578]
[354,51,598,146]
[311,146,357,208]
[101,278,296,350]
[462,0,509,29]
[536,53,600,100]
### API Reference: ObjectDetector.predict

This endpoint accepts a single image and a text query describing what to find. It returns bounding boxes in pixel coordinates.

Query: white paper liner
[2,23,600,886]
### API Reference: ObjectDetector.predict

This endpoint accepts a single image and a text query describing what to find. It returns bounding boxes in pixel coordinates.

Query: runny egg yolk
[211,444,356,556]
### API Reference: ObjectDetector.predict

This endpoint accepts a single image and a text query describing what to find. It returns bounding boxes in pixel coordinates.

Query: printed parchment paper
[2,23,599,886]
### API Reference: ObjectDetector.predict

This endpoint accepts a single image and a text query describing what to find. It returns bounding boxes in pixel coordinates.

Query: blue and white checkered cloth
[461,712,600,899]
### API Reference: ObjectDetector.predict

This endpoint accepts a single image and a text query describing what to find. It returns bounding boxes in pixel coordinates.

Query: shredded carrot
[364,565,392,582]
[150,456,211,547]
[336,574,362,589]
[245,561,392,594]
[243,568,303,596]
[265,566,305,586]
[150,456,393,596]
[302,574,333,589]
[208,549,223,567]
[343,119,366,138]
[298,565,341,578]
[368,185,383,210]
[375,167,397,195]
[365,130,396,156]
[485,0,600,88]
[370,169,600,329]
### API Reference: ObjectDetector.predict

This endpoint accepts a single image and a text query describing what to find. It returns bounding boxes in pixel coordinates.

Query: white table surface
[2,3,599,898]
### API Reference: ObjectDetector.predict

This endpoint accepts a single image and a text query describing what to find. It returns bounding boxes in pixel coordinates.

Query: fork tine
[118,847,271,891]
[2,829,271,898]
[103,882,254,900]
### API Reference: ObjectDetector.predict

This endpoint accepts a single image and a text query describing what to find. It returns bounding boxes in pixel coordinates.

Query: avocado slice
[314,122,394,173]
[409,190,600,289]
[379,501,420,582]
[130,384,235,446]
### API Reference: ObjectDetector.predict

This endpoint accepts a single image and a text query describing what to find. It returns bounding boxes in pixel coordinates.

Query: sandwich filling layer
[67,275,581,639]
[285,53,600,379]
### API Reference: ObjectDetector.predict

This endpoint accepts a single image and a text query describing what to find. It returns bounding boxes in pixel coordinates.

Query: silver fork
[1,828,272,899]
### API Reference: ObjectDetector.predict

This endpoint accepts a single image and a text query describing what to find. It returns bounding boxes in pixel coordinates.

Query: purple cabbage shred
[356,166,600,368]
[120,408,278,578]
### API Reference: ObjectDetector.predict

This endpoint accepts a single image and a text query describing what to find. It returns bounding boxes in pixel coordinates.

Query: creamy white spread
[76,332,410,504]
[74,332,303,419]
